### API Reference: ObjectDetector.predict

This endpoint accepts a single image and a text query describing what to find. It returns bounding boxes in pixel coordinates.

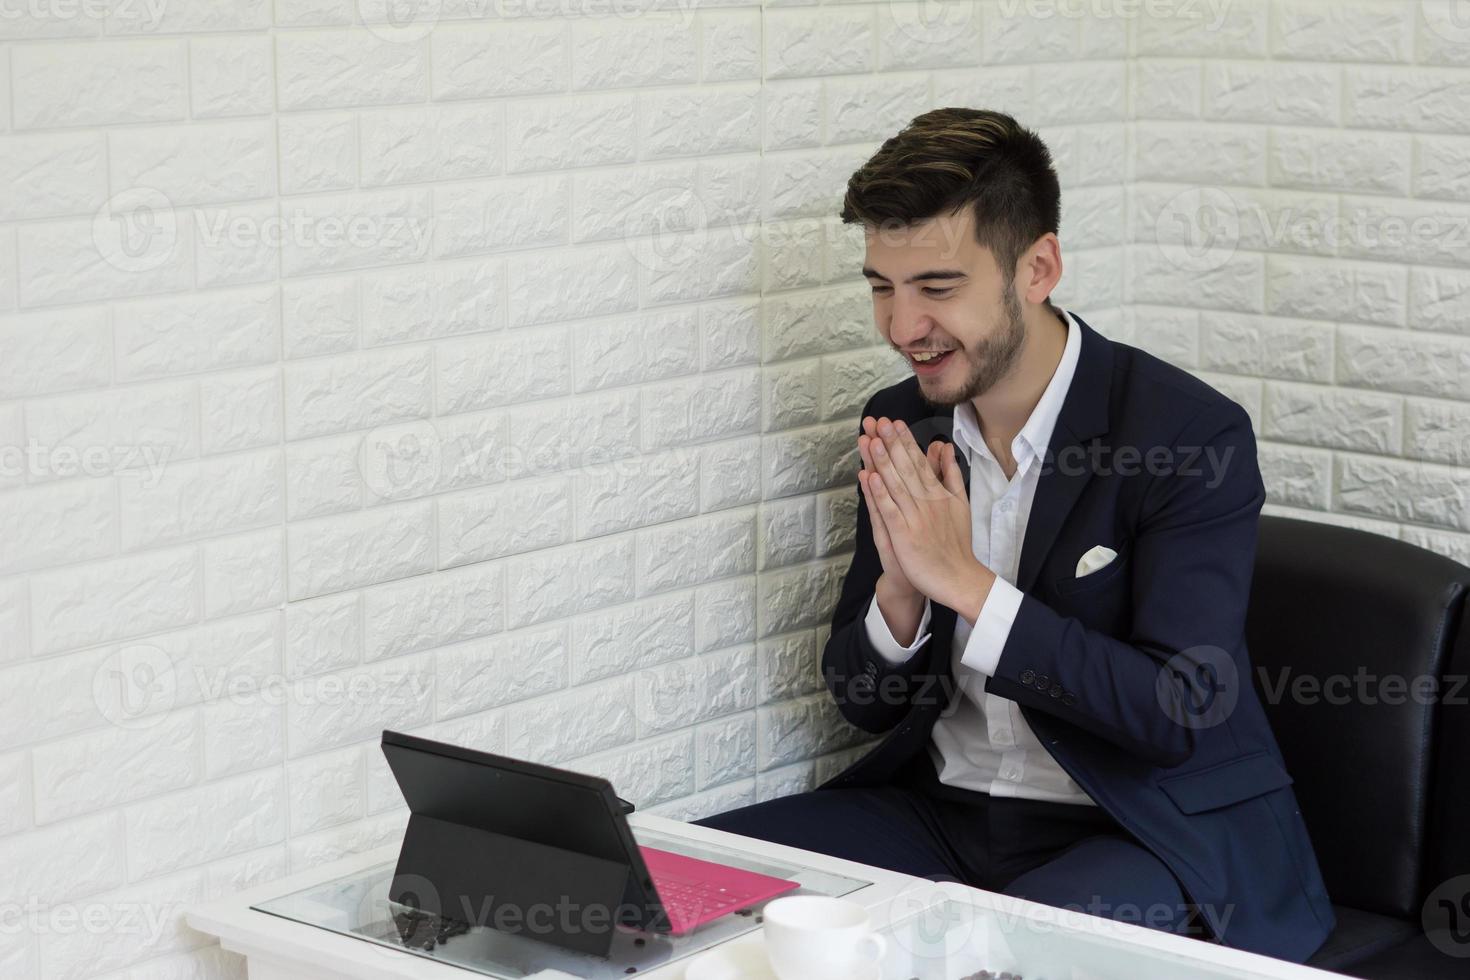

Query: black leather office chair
[1244,515,1470,977]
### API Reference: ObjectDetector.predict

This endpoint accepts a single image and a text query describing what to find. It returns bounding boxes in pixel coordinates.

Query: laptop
[380,730,799,937]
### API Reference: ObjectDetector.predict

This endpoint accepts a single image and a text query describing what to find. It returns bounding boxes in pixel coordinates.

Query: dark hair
[839,107,1062,313]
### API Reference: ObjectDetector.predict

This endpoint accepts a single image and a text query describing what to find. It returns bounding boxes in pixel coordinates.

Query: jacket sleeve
[982,400,1267,769]
[820,398,945,734]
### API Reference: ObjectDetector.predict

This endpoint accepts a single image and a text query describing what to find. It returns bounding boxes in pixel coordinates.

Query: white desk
[185,811,924,980]
[187,811,1353,980]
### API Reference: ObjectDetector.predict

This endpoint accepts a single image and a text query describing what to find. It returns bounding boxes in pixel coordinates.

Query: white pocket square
[1075,545,1118,578]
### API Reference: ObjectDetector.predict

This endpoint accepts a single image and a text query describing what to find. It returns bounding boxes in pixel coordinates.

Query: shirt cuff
[864,592,932,665]
[958,576,1024,676]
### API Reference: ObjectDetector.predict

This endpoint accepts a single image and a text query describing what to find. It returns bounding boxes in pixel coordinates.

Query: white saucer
[681,933,776,980]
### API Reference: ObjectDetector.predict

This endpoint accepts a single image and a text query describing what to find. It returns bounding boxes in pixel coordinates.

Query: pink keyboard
[638,845,800,934]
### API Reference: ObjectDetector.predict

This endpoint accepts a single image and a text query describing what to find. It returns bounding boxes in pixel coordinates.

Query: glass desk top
[873,892,1290,980]
[251,824,872,979]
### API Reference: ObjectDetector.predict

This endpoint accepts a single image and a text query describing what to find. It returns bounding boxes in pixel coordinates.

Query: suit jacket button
[1061,692,1077,706]
[1034,674,1051,692]
[1048,686,1064,699]
[853,676,874,695]
[1019,668,1036,685]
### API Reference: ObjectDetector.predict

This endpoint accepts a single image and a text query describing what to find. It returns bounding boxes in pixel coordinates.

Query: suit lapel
[1014,313,1113,593]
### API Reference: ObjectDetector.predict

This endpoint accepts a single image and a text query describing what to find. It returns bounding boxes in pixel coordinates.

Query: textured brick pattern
[1125,0,1470,564]
[0,3,1465,977]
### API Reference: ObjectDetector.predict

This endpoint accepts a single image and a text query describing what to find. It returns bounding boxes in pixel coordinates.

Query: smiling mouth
[910,349,956,371]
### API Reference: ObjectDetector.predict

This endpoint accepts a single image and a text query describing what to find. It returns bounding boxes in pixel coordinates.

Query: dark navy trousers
[692,750,1200,938]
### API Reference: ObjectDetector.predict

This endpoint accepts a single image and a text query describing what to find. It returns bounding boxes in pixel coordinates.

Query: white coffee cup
[762,895,887,980]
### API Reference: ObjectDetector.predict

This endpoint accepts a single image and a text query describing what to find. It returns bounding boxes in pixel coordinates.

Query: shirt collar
[953,307,1082,467]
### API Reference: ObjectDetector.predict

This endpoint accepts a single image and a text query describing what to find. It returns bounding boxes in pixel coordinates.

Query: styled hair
[839,107,1062,312]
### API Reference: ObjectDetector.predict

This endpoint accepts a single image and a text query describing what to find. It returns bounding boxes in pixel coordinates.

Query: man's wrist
[874,574,927,646]
[953,562,998,627]
[874,572,920,607]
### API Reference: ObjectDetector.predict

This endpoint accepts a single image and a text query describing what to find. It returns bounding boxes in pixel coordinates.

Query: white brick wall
[0,2,1463,977]
[1123,0,1470,564]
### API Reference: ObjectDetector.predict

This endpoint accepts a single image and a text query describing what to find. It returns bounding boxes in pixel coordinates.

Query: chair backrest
[1427,577,1470,907]
[1245,515,1470,920]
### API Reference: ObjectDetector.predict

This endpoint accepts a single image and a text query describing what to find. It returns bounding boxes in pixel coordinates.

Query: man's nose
[887,291,932,348]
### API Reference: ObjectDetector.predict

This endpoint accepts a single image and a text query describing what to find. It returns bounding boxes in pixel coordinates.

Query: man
[693,108,1335,963]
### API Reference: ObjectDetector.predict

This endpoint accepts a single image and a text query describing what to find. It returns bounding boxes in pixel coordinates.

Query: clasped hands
[857,416,997,626]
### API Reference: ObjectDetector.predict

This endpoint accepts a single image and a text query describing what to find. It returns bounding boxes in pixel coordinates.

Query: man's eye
[868,286,953,296]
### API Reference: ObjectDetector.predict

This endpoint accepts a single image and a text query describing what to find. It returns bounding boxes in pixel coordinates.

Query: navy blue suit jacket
[818,311,1335,962]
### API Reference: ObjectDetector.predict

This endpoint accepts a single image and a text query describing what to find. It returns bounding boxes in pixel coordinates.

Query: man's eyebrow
[861,267,968,284]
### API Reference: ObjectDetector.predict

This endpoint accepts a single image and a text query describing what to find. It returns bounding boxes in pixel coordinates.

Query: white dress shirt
[863,308,1097,806]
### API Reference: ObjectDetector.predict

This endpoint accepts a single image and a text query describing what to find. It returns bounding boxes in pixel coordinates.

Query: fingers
[858,426,896,550]
[891,420,938,489]
[859,418,890,476]
[864,418,926,523]
[857,434,884,507]
[876,418,926,487]
[859,434,908,528]
[866,417,938,486]
[940,442,966,498]
[863,469,908,543]
[863,435,912,525]
[861,471,910,590]
[858,469,895,558]
[857,426,876,474]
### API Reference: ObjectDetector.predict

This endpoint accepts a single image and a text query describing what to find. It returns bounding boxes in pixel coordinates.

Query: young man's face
[862,207,1028,408]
